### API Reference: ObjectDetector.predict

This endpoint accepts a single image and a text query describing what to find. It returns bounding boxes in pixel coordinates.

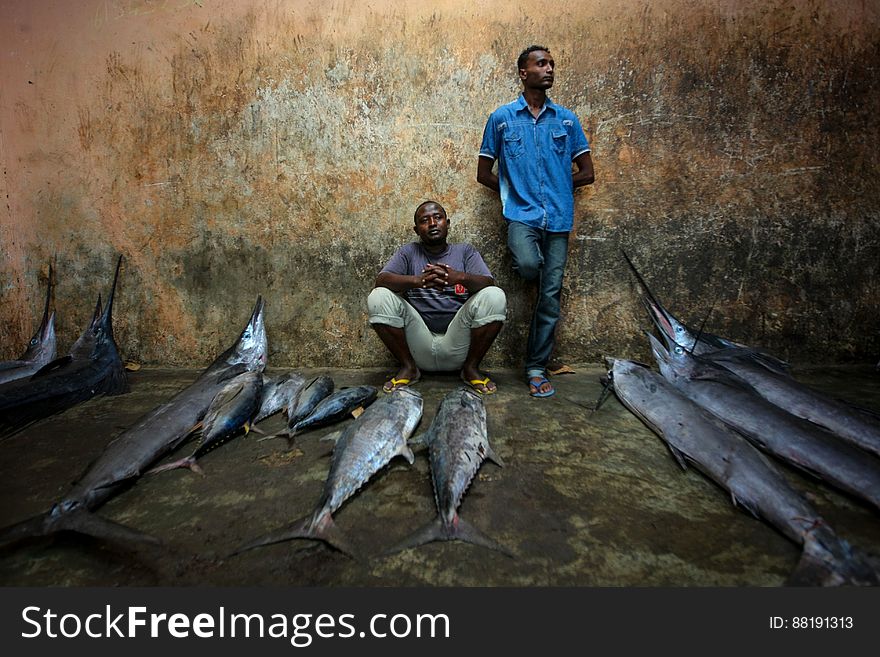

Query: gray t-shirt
[380,242,493,333]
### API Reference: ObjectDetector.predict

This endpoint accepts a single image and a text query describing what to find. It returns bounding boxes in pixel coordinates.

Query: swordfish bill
[0,262,57,385]
[0,256,127,438]
[621,250,790,375]
[608,358,878,586]
[0,296,268,551]
[232,386,423,559]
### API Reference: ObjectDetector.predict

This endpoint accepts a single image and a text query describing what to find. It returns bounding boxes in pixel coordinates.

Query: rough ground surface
[1,364,879,586]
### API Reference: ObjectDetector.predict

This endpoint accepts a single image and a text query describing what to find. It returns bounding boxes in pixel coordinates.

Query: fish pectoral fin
[318,429,343,443]
[398,444,415,465]
[485,445,505,468]
[667,445,688,471]
[249,424,268,436]
[30,355,73,378]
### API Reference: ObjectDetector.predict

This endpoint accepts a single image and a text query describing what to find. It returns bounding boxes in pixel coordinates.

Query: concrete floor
[1,364,879,586]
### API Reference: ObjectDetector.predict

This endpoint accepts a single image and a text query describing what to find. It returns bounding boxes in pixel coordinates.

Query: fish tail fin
[383,515,514,558]
[788,536,880,587]
[452,516,515,557]
[231,510,357,559]
[0,508,162,553]
[145,456,201,476]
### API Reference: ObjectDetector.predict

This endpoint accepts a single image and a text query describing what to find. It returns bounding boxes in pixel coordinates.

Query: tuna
[0,256,127,438]
[385,387,511,556]
[253,371,306,424]
[285,375,335,432]
[0,263,57,385]
[0,296,268,551]
[232,386,423,558]
[147,369,264,475]
[289,385,378,436]
[648,333,880,513]
[608,357,878,586]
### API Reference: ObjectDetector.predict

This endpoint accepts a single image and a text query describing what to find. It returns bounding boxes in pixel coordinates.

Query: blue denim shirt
[479,95,590,232]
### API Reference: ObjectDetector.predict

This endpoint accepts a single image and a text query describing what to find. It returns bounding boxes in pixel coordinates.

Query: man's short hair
[413,200,446,223]
[517,45,550,70]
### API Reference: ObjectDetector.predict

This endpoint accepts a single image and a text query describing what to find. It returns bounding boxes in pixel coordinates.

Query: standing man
[477,45,594,398]
[368,201,507,394]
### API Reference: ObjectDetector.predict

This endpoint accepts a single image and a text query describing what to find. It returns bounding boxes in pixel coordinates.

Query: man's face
[519,50,554,90]
[413,203,449,246]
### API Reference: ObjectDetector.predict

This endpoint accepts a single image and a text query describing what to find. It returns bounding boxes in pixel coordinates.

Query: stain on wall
[1,0,878,368]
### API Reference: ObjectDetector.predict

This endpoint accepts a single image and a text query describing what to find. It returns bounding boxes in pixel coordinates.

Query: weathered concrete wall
[2,0,878,368]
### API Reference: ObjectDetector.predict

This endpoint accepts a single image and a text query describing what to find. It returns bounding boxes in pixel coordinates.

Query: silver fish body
[387,387,509,556]
[0,296,268,550]
[0,264,57,385]
[609,358,878,586]
[253,372,306,424]
[234,386,423,558]
[286,375,335,431]
[705,347,880,459]
[649,334,880,512]
[289,385,378,436]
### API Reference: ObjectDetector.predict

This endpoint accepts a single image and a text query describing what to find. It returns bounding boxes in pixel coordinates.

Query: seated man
[368,200,506,394]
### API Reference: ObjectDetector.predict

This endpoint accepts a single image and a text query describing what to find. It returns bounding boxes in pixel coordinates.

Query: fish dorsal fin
[30,355,73,378]
[485,445,504,468]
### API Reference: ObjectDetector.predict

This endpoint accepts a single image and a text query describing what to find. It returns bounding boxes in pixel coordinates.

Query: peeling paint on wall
[1,0,879,367]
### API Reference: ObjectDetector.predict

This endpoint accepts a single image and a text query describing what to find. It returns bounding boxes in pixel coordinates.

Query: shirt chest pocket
[551,130,568,155]
[502,130,525,159]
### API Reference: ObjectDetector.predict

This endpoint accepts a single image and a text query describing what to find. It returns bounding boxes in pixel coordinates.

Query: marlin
[233,386,423,558]
[607,357,878,586]
[622,250,790,375]
[695,346,880,460]
[147,369,265,476]
[0,263,57,385]
[648,333,880,513]
[385,387,511,557]
[0,256,127,438]
[0,296,268,550]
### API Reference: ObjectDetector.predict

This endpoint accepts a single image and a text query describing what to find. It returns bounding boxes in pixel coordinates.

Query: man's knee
[469,286,507,323]
[512,255,541,281]
[367,287,405,327]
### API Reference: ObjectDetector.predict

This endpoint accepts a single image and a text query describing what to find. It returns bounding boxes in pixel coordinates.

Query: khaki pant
[367,286,507,372]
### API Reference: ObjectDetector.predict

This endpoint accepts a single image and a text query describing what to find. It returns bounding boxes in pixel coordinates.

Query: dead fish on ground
[649,333,880,513]
[285,375,335,429]
[0,256,127,438]
[232,386,423,559]
[147,369,264,476]
[607,357,878,586]
[0,296,267,552]
[0,263,57,386]
[622,250,790,375]
[289,385,378,437]
[385,386,511,557]
[253,371,306,425]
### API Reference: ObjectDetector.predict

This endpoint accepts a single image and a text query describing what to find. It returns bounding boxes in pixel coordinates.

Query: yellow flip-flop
[462,376,497,395]
[383,376,420,393]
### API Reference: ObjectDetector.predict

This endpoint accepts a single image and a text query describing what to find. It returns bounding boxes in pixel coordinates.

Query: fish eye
[30,338,38,345]
[675,327,683,333]
[674,346,684,355]
[243,330,251,339]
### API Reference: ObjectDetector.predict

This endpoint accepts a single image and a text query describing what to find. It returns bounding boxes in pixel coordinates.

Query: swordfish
[608,357,878,586]
[0,296,268,550]
[0,263,57,386]
[0,256,127,438]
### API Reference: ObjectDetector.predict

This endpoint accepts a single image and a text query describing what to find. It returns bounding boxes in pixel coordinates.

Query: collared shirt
[479,95,590,232]
[380,242,493,333]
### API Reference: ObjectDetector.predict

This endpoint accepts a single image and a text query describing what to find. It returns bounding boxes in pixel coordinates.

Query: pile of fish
[0,275,506,561]
[0,257,127,438]
[606,253,880,585]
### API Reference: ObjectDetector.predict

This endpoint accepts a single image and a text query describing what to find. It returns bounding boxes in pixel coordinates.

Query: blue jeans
[507,221,569,379]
